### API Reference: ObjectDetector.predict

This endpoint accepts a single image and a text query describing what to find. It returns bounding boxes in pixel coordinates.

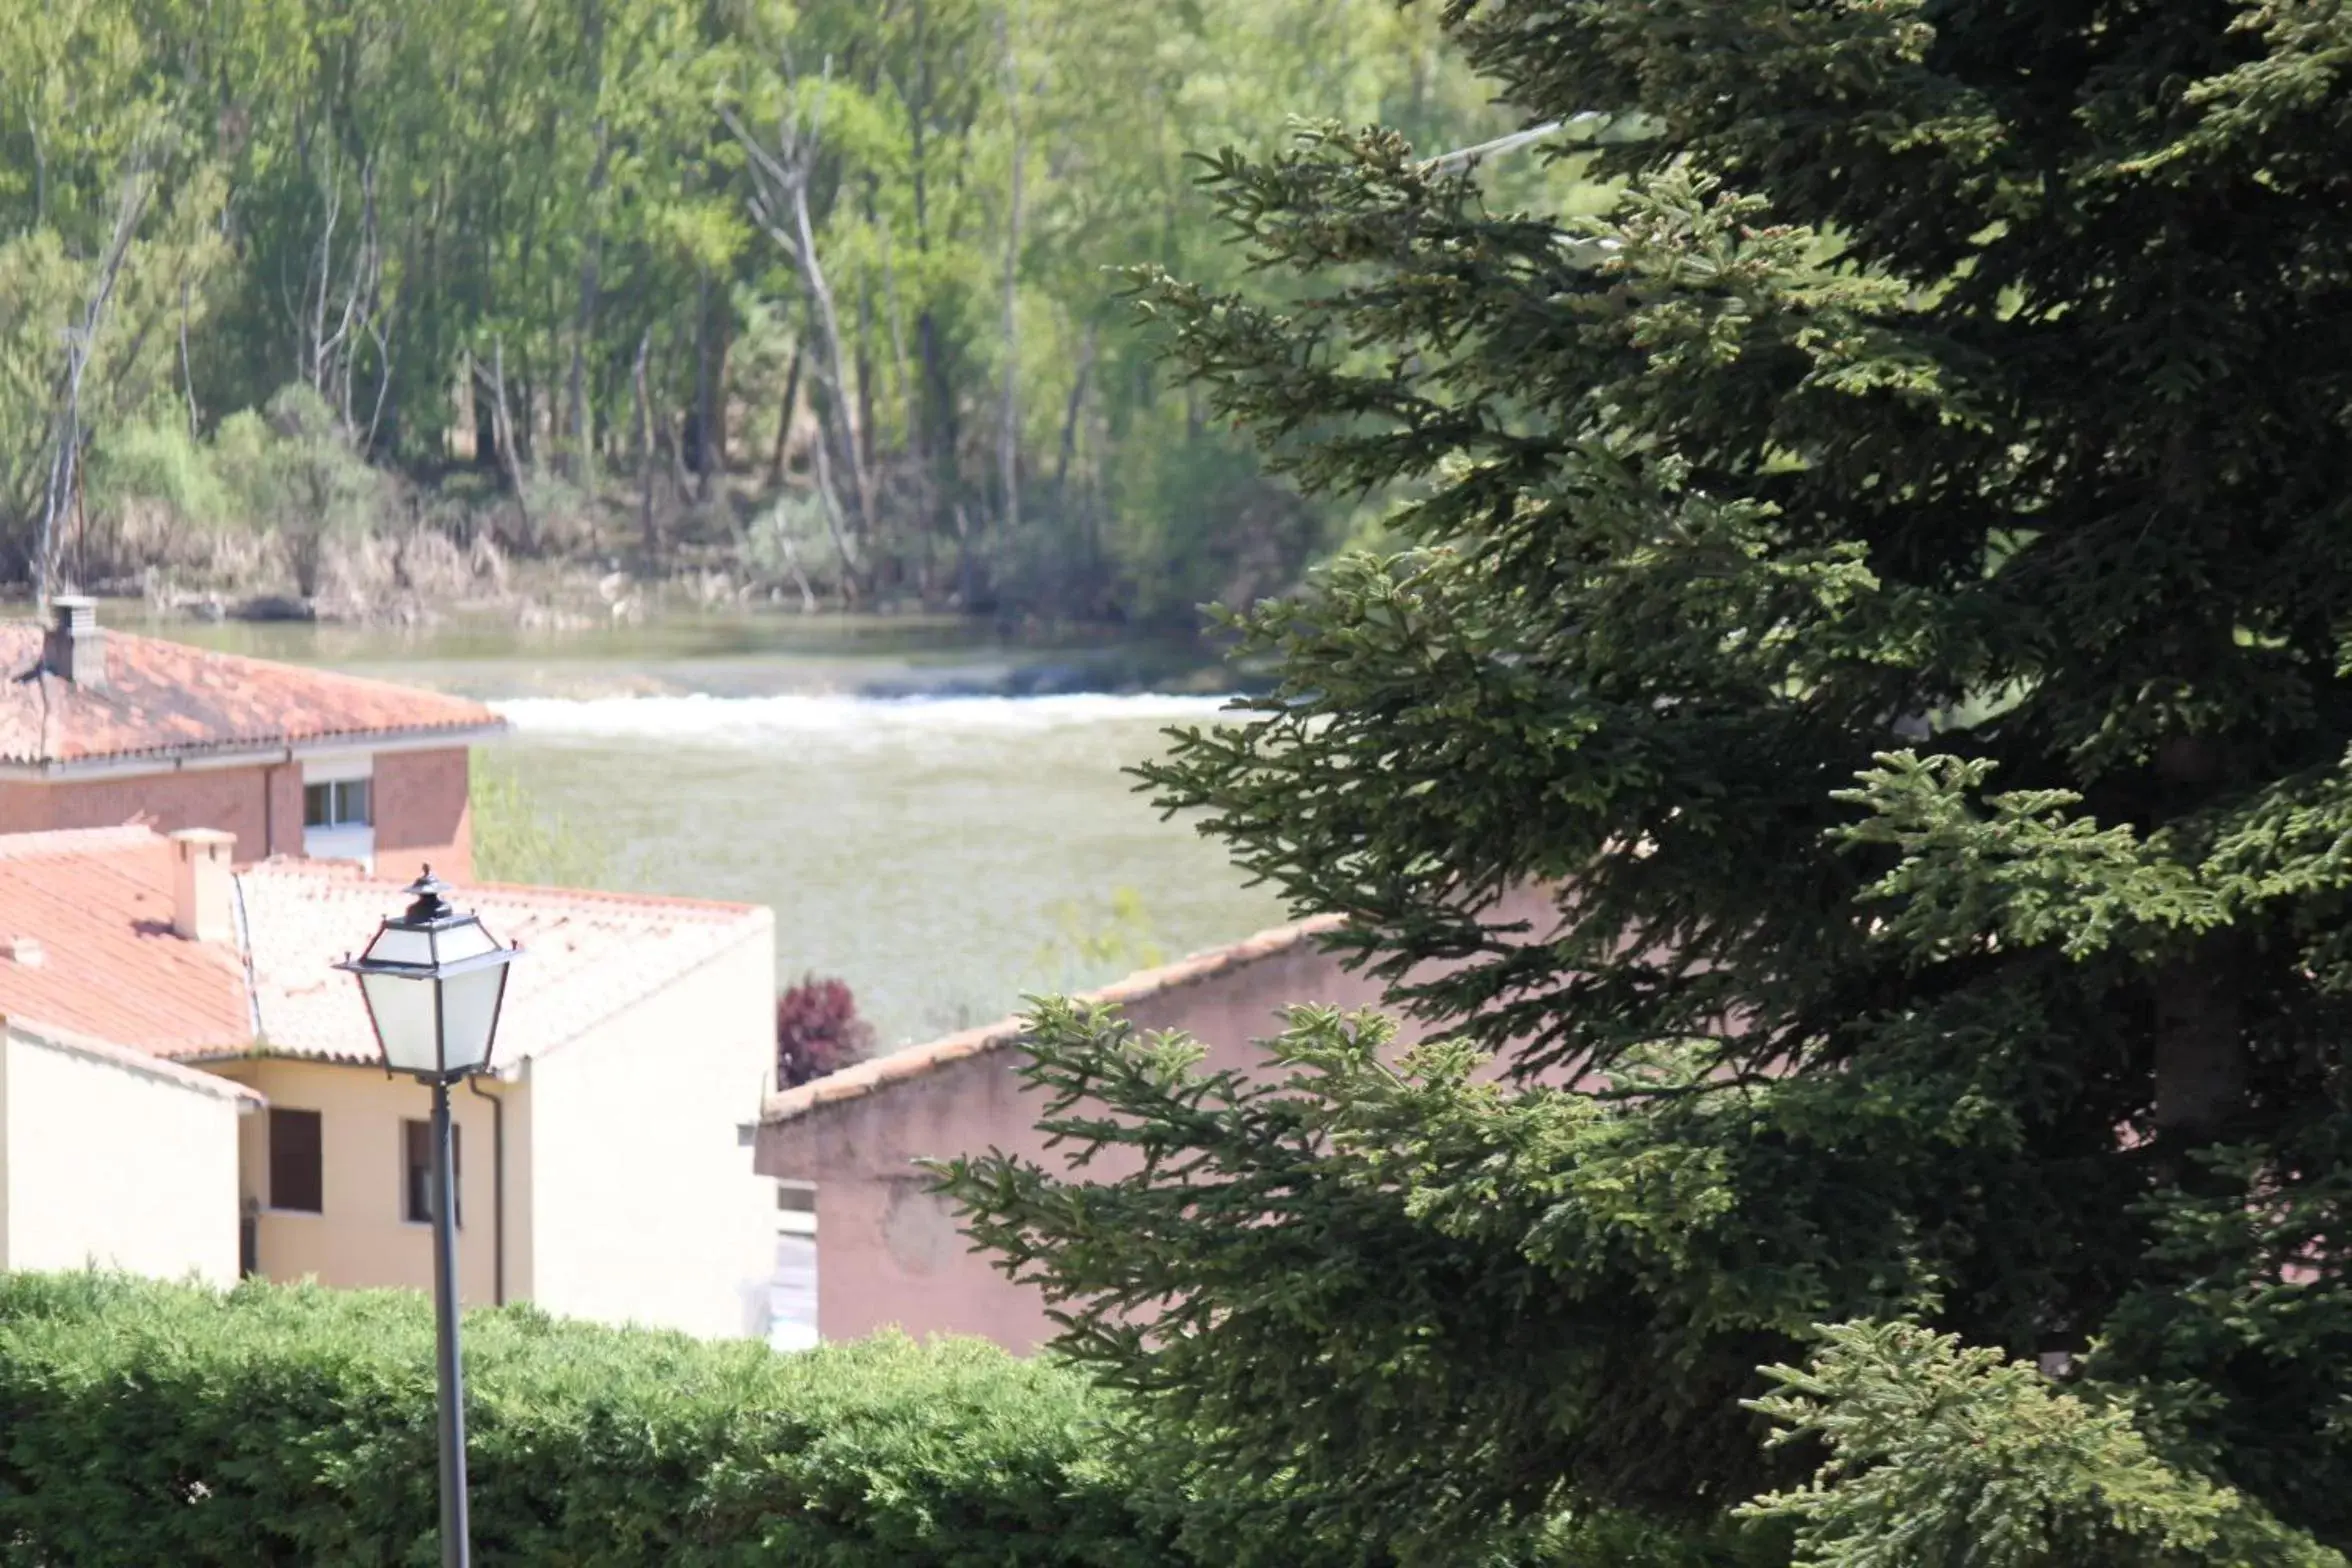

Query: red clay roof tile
[0,622,501,766]
[0,826,771,1072]
[0,826,252,1054]
[755,915,1347,1129]
[213,860,772,1068]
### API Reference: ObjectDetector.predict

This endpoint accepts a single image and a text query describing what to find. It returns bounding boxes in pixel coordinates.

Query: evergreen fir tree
[940,1,2352,1562]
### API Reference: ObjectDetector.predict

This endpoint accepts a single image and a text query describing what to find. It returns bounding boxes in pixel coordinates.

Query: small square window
[402,1119,461,1227]
[304,779,372,829]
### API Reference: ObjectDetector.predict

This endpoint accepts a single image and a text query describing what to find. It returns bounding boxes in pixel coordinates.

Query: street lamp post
[336,868,521,1568]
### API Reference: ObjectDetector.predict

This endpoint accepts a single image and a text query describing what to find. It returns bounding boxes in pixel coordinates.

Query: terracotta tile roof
[0,826,252,1055]
[0,825,768,1077]
[221,861,773,1067]
[756,915,1346,1129]
[0,621,502,767]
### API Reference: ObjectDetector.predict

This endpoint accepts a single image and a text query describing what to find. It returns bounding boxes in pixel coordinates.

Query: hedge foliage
[0,1272,1768,1566]
[0,1271,1161,1567]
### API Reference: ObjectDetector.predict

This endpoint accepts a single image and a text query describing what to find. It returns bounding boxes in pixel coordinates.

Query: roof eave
[4,1017,268,1104]
[175,1042,530,1080]
[754,915,1347,1131]
[0,719,509,780]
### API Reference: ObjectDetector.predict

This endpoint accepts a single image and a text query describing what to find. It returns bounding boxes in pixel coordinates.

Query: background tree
[941,0,2352,1562]
[0,0,1572,620]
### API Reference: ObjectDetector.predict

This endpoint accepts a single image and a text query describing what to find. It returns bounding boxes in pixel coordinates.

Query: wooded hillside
[1,0,1567,620]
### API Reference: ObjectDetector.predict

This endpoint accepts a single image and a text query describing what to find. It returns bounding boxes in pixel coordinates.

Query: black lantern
[337,868,520,1080]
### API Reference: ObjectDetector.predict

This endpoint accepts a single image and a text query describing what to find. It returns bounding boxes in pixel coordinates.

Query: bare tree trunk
[854,281,876,479]
[996,4,1024,538]
[568,0,610,485]
[662,334,692,504]
[877,225,914,424]
[768,338,805,488]
[693,270,720,500]
[39,148,154,603]
[632,328,657,558]
[1054,327,1094,495]
[725,93,876,587]
[297,150,385,435]
[805,385,863,600]
[178,277,200,437]
[473,341,533,548]
[777,525,819,612]
[567,122,611,486]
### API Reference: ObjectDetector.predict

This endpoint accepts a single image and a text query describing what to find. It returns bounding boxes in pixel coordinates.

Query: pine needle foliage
[1742,1320,2341,1568]
[939,0,2352,1561]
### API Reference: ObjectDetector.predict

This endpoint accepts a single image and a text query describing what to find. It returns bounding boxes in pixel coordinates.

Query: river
[141,612,1289,1048]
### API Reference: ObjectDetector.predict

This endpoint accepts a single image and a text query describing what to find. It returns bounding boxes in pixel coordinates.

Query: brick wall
[0,745,469,875]
[0,764,298,860]
[373,747,471,881]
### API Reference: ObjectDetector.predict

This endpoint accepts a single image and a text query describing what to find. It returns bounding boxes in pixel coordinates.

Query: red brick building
[0,598,502,877]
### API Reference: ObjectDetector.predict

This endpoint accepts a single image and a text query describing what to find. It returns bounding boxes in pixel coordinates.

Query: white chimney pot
[171,829,238,943]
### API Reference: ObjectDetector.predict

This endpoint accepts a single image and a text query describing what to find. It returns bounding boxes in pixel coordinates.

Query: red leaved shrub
[776,974,876,1088]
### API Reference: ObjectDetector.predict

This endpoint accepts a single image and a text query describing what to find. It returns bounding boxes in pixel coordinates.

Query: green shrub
[0,1271,1171,1567]
[0,1272,1760,1567]
[212,384,395,591]
[468,749,613,888]
[88,418,229,526]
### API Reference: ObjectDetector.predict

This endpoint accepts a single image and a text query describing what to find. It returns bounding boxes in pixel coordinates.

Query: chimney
[171,829,237,943]
[42,596,106,690]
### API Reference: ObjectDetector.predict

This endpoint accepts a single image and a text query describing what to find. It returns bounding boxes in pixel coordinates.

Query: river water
[141,612,1288,1048]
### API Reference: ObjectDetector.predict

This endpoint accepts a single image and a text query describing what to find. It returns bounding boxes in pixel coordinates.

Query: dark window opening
[268,1108,323,1213]
[304,778,372,829]
[403,1119,461,1227]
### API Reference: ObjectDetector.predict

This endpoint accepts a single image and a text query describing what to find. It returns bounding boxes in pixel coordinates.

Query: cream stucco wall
[212,1057,506,1306]
[205,916,773,1336]
[1,1025,250,1282]
[522,918,776,1338]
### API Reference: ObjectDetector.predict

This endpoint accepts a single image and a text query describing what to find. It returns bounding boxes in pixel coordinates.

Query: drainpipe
[261,746,293,857]
[466,1076,506,1306]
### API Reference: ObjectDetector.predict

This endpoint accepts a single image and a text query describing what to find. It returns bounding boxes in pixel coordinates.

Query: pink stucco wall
[756,890,1558,1352]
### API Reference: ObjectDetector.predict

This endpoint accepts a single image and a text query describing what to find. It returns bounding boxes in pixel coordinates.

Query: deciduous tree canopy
[0,0,1566,617]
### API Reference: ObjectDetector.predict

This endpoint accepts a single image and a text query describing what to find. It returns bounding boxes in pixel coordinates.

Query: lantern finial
[403,866,456,924]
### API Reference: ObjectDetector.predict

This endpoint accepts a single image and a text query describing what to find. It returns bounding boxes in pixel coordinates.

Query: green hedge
[0,1271,1166,1567]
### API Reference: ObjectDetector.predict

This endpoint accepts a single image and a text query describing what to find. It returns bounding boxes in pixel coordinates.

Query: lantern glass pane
[359,970,441,1074]
[432,918,499,965]
[363,924,435,966]
[438,961,510,1074]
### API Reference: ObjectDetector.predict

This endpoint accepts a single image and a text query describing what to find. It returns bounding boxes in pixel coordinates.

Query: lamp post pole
[429,1076,471,1568]
[337,869,518,1568]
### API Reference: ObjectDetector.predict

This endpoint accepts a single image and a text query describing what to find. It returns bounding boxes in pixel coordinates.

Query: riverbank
[121,609,1283,1045]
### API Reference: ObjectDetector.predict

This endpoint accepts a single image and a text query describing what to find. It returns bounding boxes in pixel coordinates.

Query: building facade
[0,598,498,876]
[752,888,1561,1351]
[0,826,779,1339]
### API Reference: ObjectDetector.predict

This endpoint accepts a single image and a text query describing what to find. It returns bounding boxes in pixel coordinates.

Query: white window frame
[301,753,376,870]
